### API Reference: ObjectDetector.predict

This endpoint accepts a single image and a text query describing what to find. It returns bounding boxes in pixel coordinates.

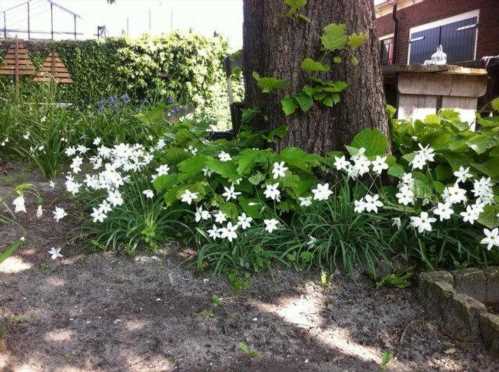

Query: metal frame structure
[0,0,82,40]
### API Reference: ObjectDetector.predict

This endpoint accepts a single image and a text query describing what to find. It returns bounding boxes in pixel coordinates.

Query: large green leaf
[205,158,238,180]
[321,23,347,51]
[281,96,298,116]
[295,92,314,112]
[279,147,321,172]
[472,157,499,179]
[301,58,330,73]
[491,97,499,112]
[253,72,289,93]
[0,240,23,264]
[236,149,271,175]
[467,134,497,154]
[350,128,389,156]
[347,33,367,48]
[153,174,178,193]
[178,155,209,180]
[478,204,499,228]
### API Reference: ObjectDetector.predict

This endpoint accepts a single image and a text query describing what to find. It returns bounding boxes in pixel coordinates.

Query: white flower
[396,185,415,206]
[143,189,154,199]
[351,151,370,177]
[433,202,454,221]
[36,205,43,219]
[264,218,279,233]
[13,195,26,213]
[65,176,81,195]
[363,194,383,213]
[354,199,366,213]
[460,203,484,225]
[454,166,472,184]
[48,247,63,260]
[99,200,112,214]
[410,211,436,233]
[392,217,401,229]
[443,184,467,205]
[208,225,221,240]
[155,139,166,150]
[70,156,83,174]
[218,151,232,162]
[472,177,494,205]
[237,213,253,230]
[264,183,281,202]
[93,137,102,146]
[299,196,312,207]
[312,183,332,201]
[188,145,198,155]
[77,145,89,154]
[107,190,124,207]
[152,164,170,180]
[202,167,213,177]
[23,132,30,140]
[65,146,77,157]
[481,228,499,250]
[214,211,227,224]
[91,207,107,223]
[53,207,67,222]
[272,162,288,179]
[307,236,318,248]
[49,180,56,189]
[220,222,238,242]
[195,207,211,222]
[222,184,241,201]
[371,156,388,175]
[410,144,435,170]
[334,156,350,172]
[180,190,198,205]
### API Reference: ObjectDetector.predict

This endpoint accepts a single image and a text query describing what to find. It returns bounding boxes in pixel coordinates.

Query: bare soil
[1,163,498,371]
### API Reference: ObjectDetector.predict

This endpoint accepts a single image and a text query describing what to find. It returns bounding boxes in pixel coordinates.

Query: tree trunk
[242,0,388,153]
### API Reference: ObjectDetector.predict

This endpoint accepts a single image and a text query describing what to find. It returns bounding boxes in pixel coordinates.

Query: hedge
[0,33,240,112]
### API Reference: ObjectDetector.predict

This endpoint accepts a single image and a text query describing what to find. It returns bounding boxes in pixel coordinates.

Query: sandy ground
[1,162,499,372]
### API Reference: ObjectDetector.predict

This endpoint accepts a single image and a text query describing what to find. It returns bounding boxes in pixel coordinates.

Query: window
[379,34,394,65]
[408,10,479,64]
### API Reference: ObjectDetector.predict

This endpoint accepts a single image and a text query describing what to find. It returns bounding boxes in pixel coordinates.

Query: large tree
[242,0,388,153]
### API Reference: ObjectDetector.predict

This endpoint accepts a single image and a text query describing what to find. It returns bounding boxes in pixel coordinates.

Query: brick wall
[375,0,499,64]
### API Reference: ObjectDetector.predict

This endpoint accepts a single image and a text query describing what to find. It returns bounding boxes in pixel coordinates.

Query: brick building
[375,0,499,66]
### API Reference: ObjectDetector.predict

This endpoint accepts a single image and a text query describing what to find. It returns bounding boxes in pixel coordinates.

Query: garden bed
[1,164,499,371]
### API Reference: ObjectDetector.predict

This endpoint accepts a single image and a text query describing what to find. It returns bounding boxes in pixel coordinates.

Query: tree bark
[243,0,388,153]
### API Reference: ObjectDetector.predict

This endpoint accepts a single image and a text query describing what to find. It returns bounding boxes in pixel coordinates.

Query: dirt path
[1,164,498,371]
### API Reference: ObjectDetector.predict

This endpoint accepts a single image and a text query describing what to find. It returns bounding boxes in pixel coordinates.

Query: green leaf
[350,128,389,156]
[471,157,499,179]
[347,33,367,48]
[467,134,497,154]
[239,197,265,219]
[281,96,298,116]
[0,240,23,264]
[280,147,321,172]
[237,149,271,175]
[301,58,330,73]
[153,174,178,193]
[491,97,499,112]
[388,164,405,178]
[295,92,314,112]
[220,202,239,219]
[478,204,499,228]
[205,158,238,180]
[284,0,307,15]
[321,23,347,52]
[178,155,208,180]
[253,72,289,93]
[248,172,266,185]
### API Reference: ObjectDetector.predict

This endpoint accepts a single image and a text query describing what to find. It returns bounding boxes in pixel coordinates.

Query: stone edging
[419,268,499,356]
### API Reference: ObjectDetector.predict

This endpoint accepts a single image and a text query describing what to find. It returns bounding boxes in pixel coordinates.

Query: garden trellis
[33,51,72,84]
[0,38,35,95]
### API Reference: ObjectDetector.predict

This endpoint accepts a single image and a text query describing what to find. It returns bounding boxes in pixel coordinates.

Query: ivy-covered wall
[0,33,236,109]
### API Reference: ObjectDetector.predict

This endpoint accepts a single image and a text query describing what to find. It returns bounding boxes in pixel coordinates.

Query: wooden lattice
[33,51,73,84]
[0,39,36,77]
